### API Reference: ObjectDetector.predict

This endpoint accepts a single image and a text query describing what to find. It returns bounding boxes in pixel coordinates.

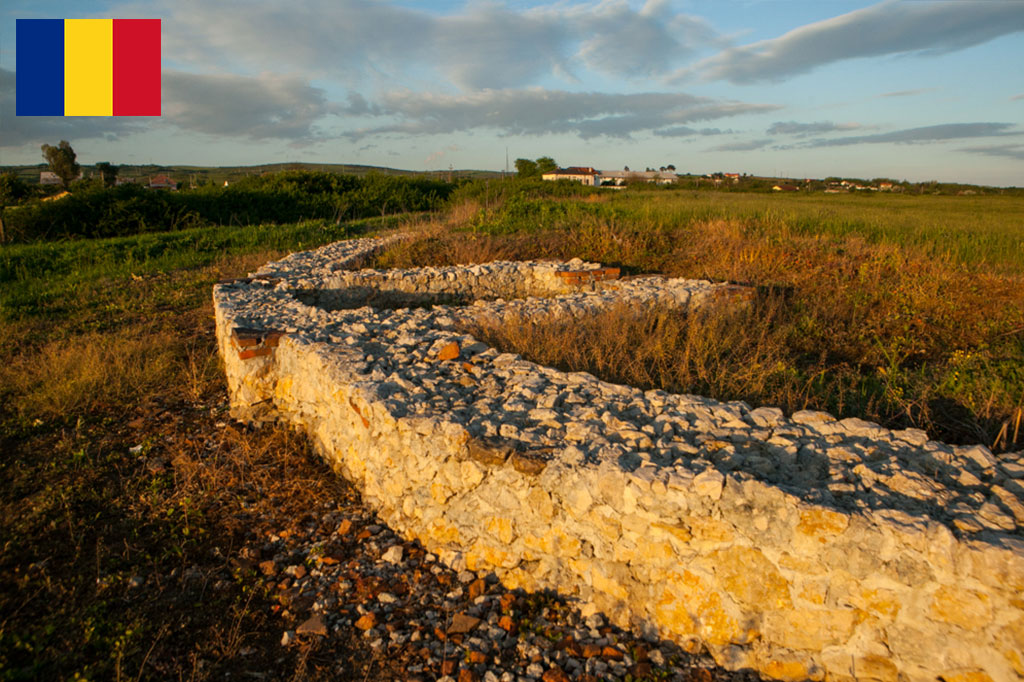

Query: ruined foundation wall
[214,237,1024,682]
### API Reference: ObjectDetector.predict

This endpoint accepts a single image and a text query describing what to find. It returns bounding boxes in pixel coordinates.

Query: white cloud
[958,144,1024,162]
[0,68,339,149]
[804,122,1021,147]
[879,88,937,98]
[684,0,1024,84]
[134,0,721,91]
[339,88,778,140]
[767,121,862,137]
[162,71,338,142]
[652,126,732,137]
[707,139,772,152]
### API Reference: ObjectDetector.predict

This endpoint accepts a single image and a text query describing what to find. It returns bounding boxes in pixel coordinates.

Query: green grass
[609,190,1024,272]
[0,216,397,323]
[463,189,1024,273]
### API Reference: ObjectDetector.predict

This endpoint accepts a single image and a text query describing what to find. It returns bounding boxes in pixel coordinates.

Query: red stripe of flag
[112,19,160,116]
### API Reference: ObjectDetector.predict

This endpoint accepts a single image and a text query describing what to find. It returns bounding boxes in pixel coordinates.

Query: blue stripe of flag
[16,19,65,116]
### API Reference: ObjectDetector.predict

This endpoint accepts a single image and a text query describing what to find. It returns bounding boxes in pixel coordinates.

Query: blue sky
[1,0,1023,185]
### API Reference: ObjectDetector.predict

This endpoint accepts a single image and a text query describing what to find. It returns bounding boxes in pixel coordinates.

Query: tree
[96,162,119,188]
[0,173,30,206]
[535,156,557,175]
[514,158,539,178]
[41,140,80,189]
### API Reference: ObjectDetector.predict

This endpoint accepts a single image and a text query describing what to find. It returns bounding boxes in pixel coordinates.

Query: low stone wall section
[214,237,1024,682]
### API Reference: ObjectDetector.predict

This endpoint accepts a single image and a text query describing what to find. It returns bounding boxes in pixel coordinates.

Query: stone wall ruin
[214,237,1024,682]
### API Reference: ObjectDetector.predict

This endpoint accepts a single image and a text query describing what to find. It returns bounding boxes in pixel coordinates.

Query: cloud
[767,121,862,137]
[135,0,721,91]
[707,139,772,152]
[568,0,722,78]
[805,122,1020,147]
[340,88,778,140]
[162,71,338,143]
[0,68,150,149]
[653,126,732,137]
[0,68,339,149]
[686,0,1024,84]
[958,144,1024,161]
[1012,93,1024,101]
[879,88,937,98]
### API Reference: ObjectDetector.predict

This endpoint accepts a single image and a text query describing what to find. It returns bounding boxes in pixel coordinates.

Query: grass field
[0,218,404,681]
[1,186,1022,679]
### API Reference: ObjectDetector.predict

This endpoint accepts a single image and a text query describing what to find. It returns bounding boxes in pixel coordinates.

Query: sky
[1,0,1023,186]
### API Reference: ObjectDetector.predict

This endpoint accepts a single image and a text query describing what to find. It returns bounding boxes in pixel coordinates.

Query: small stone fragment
[542,667,571,682]
[354,613,378,630]
[448,613,482,634]
[693,469,725,500]
[297,614,328,636]
[382,545,404,563]
[438,342,460,361]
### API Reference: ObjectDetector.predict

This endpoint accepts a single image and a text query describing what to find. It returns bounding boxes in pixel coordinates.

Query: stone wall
[214,237,1024,682]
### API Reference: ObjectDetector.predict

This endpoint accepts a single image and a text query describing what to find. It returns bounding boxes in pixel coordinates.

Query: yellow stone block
[662,570,746,646]
[684,516,735,544]
[762,658,813,682]
[939,670,994,682]
[526,487,554,521]
[430,482,452,504]
[425,518,461,546]
[585,506,623,542]
[1005,648,1024,677]
[777,552,827,575]
[651,521,692,544]
[854,655,900,682]
[763,607,859,650]
[796,508,849,544]
[522,528,581,558]
[797,581,827,605]
[485,516,515,545]
[460,460,484,488]
[1001,616,1024,675]
[710,546,792,609]
[274,376,293,400]
[640,539,677,563]
[654,585,698,637]
[592,567,629,602]
[465,538,519,570]
[858,587,902,619]
[696,590,744,647]
[929,585,992,631]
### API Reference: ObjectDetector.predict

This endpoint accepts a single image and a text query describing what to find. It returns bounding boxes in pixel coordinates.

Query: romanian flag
[16,19,161,116]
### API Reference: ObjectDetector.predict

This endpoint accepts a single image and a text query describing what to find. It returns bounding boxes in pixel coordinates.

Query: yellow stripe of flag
[65,19,113,116]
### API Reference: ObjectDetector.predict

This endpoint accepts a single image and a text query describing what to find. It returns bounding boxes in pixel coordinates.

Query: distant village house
[148,174,178,190]
[40,170,83,185]
[541,166,677,187]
